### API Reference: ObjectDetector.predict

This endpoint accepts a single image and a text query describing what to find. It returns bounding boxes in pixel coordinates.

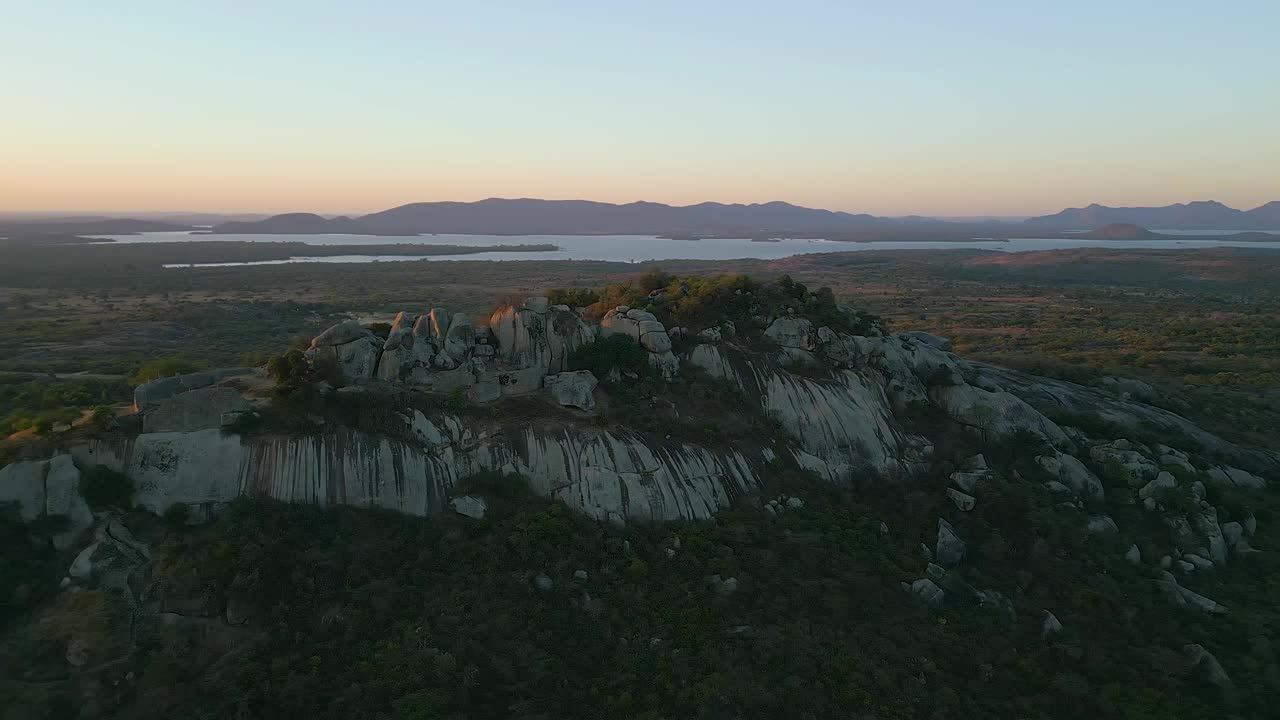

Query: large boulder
[648,350,680,379]
[638,321,672,353]
[310,320,374,348]
[426,308,451,342]
[333,335,383,381]
[143,385,250,433]
[450,495,488,519]
[1206,465,1266,489]
[443,313,476,363]
[545,371,599,411]
[600,309,642,341]
[764,316,817,350]
[0,456,92,546]
[1138,471,1178,500]
[1183,644,1234,699]
[309,321,382,383]
[686,344,740,387]
[544,307,595,373]
[1089,441,1159,486]
[1036,452,1104,503]
[376,312,433,382]
[935,518,967,566]
[909,578,945,607]
[491,305,552,372]
[0,460,49,522]
[1042,610,1064,636]
[1157,571,1228,614]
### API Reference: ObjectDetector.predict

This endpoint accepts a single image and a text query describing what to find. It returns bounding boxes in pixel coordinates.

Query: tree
[77,465,134,509]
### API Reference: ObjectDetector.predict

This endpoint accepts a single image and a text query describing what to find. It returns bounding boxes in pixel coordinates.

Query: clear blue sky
[2,0,1277,215]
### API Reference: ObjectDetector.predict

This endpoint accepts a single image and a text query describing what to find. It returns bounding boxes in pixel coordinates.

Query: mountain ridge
[213,198,899,236]
[1025,200,1280,230]
[212,197,1280,236]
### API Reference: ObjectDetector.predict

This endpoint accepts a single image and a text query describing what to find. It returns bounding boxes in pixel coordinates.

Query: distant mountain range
[209,198,1280,236]
[1024,201,1280,231]
[210,199,898,236]
[5,199,1278,240]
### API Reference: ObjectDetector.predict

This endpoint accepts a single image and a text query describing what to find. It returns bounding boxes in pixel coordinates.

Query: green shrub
[266,348,313,392]
[567,272,878,338]
[77,465,134,509]
[547,287,600,307]
[568,334,650,381]
[89,405,114,430]
[163,502,192,530]
[129,356,200,385]
[446,388,467,413]
[1153,485,1197,515]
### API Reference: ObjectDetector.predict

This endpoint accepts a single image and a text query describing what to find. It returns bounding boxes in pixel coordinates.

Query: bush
[163,502,192,530]
[266,348,313,392]
[1154,486,1197,515]
[565,272,878,338]
[568,335,650,381]
[77,465,134,509]
[446,388,467,413]
[546,287,600,308]
[130,356,200,385]
[89,405,115,430]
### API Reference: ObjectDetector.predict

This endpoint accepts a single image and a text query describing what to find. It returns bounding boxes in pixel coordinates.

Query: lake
[86,231,1280,267]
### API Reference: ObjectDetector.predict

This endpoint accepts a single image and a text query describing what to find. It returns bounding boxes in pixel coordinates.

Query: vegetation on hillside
[557,270,881,337]
[3,462,1275,719]
[0,377,129,438]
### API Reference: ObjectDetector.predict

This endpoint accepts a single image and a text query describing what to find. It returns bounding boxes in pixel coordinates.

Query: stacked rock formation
[309,297,681,399]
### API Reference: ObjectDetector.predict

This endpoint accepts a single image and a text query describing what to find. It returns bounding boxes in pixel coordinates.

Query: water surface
[85,231,1280,267]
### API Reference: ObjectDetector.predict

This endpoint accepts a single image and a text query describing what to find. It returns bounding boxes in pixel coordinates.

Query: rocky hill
[1,274,1276,717]
[6,274,1273,560]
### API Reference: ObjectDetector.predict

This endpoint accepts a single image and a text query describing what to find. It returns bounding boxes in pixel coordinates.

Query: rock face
[52,416,756,526]
[930,384,1068,445]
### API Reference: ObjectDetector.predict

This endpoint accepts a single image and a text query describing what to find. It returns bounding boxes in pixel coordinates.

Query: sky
[2,1,1278,217]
